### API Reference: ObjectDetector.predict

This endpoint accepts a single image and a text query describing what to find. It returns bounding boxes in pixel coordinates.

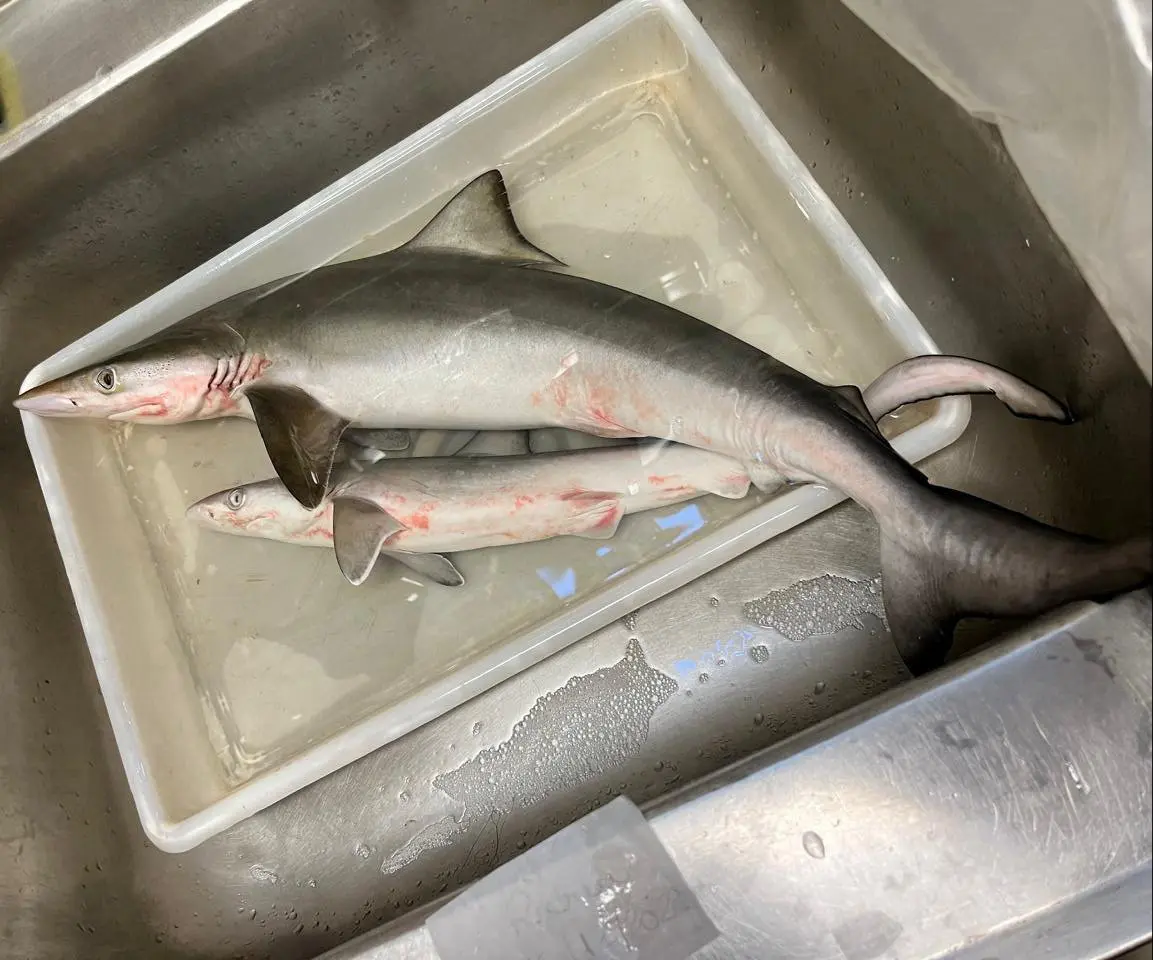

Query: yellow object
[0,51,25,135]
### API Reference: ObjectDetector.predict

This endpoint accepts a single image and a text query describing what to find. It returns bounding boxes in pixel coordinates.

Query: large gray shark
[17,171,1149,672]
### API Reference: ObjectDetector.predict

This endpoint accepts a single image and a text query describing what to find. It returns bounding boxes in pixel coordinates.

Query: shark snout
[186,497,252,531]
[186,499,225,529]
[13,388,84,416]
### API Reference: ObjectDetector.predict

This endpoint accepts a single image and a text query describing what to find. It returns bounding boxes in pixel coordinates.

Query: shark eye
[226,488,246,510]
[93,366,118,393]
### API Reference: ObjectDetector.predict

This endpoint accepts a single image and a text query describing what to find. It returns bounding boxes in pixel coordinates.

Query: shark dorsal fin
[404,170,563,266]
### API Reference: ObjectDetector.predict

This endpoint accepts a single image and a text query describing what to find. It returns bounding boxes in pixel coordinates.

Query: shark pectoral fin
[344,428,413,452]
[409,429,479,458]
[403,170,564,267]
[244,384,350,509]
[332,496,406,586]
[381,550,465,587]
[563,492,625,540]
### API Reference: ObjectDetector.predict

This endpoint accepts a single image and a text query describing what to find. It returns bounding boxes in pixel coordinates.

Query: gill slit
[210,350,266,393]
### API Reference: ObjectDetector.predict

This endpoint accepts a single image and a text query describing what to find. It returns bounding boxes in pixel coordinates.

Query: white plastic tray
[19,0,968,851]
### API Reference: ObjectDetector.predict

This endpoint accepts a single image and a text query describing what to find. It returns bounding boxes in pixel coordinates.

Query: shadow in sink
[741,0,1152,540]
[0,440,185,955]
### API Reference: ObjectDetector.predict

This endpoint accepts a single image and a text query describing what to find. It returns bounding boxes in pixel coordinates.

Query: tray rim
[19,0,969,852]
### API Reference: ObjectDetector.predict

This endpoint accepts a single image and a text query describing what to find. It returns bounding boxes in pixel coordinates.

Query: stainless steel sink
[1,0,1149,957]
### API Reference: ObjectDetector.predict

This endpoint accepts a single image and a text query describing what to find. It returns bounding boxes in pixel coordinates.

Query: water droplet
[354,842,373,860]
[1065,760,1091,795]
[249,864,279,884]
[802,831,826,859]
[698,673,709,684]
[753,712,765,726]
[472,721,484,736]
[709,596,720,608]
[813,681,827,694]
[398,790,410,803]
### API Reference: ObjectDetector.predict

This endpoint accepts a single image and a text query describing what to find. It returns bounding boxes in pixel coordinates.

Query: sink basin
[1,0,1149,956]
[18,0,968,853]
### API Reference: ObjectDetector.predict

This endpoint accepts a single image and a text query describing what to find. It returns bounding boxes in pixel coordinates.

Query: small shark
[188,442,750,587]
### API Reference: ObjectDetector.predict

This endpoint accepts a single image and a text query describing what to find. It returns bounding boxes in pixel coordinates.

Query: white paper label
[427,796,718,960]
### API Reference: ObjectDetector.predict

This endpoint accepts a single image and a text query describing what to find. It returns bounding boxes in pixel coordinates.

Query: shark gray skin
[16,171,1148,673]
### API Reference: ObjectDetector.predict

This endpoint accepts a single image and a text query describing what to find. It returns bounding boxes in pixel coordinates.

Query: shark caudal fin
[881,485,1152,674]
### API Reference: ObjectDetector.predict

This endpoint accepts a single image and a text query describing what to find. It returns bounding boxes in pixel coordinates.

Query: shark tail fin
[880,484,1151,673]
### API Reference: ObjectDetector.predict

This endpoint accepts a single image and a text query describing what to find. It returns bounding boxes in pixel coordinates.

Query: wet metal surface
[0,0,1150,957]
[0,0,225,138]
[313,591,1153,960]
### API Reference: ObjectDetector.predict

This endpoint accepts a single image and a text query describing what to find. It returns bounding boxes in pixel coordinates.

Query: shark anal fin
[744,461,786,495]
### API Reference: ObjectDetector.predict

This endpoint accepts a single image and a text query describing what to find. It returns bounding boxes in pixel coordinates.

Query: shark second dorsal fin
[403,170,563,267]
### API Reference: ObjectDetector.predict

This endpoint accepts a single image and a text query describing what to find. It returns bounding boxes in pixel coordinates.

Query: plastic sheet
[842,0,1153,380]
[427,796,718,960]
